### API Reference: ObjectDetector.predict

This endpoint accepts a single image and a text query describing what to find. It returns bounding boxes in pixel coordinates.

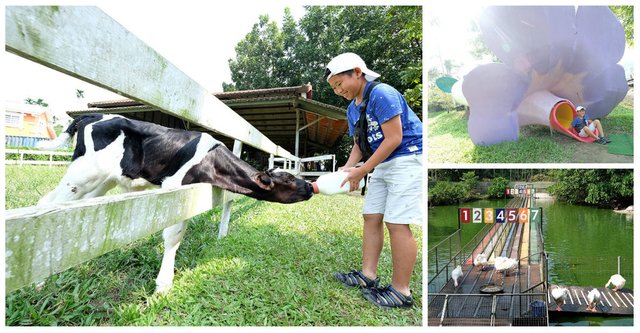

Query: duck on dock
[473,253,489,271]
[551,286,569,311]
[586,288,601,312]
[494,256,518,277]
[452,265,463,288]
[605,274,626,292]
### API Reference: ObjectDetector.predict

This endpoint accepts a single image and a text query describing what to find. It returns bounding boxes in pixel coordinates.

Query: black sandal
[334,270,379,289]
[362,285,414,309]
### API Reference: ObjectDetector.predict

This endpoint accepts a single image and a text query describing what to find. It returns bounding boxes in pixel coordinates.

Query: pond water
[428,197,634,326]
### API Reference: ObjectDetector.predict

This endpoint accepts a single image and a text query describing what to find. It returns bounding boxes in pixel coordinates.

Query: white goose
[452,265,463,288]
[550,286,569,311]
[494,256,518,277]
[474,253,489,271]
[586,288,601,312]
[605,274,626,292]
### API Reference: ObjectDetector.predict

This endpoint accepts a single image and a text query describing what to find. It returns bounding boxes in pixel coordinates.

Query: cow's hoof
[35,280,46,291]
[154,281,173,294]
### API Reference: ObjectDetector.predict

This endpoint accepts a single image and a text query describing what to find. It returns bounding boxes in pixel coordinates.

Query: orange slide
[549,101,598,143]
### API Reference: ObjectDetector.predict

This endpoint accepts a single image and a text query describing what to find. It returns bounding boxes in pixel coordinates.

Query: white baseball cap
[325,52,380,82]
[576,106,586,111]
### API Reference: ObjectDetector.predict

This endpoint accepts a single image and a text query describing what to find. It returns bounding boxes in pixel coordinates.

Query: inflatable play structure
[459,6,628,145]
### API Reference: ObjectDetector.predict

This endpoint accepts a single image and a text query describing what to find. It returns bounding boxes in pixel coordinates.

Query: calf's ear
[253,172,274,190]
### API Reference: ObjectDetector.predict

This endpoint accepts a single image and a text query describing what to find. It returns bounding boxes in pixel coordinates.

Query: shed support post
[295,108,300,172]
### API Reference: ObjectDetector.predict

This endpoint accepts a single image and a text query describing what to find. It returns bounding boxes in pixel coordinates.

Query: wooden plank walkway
[547,285,634,316]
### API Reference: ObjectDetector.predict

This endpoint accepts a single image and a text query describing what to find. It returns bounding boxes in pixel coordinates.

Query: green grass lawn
[428,102,634,163]
[5,165,422,326]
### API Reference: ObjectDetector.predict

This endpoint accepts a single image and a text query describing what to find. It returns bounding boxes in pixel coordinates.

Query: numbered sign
[518,208,529,223]
[472,208,483,223]
[506,189,510,196]
[531,188,536,196]
[518,188,523,195]
[530,208,541,223]
[526,189,530,195]
[460,208,471,223]
[506,208,518,223]
[495,208,506,223]
[484,208,495,224]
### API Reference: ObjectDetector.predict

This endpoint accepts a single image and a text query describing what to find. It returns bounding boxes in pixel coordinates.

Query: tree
[548,169,633,208]
[610,6,634,47]
[487,177,510,199]
[225,6,422,116]
[24,98,48,107]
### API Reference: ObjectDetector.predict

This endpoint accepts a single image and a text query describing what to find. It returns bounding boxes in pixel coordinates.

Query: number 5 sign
[506,208,518,223]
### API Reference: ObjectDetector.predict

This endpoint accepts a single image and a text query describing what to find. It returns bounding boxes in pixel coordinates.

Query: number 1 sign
[460,208,471,223]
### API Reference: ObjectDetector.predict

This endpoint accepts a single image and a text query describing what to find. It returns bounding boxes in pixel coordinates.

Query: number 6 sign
[518,208,529,223]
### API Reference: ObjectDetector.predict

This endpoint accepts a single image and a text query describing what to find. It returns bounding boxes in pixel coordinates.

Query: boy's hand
[340,167,367,192]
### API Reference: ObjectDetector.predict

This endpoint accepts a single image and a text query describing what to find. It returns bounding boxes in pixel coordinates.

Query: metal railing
[5,148,72,166]
[428,293,549,326]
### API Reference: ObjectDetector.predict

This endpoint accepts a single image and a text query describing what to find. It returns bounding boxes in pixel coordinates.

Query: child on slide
[571,106,610,145]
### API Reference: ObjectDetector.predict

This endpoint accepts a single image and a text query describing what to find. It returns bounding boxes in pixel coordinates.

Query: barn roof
[67,84,348,156]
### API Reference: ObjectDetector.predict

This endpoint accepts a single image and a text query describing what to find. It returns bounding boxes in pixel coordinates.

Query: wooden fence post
[218,140,243,239]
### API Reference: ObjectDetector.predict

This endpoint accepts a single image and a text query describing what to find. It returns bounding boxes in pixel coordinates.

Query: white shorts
[578,123,596,137]
[362,154,423,225]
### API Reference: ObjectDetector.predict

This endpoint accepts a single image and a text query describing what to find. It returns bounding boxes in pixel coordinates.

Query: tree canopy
[225,6,422,117]
[610,6,634,47]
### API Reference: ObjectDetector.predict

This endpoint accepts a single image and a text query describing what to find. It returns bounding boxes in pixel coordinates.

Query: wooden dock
[547,285,634,316]
[429,193,634,326]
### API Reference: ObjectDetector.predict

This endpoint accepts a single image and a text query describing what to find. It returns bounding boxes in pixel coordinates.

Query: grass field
[5,165,422,326]
[427,91,634,163]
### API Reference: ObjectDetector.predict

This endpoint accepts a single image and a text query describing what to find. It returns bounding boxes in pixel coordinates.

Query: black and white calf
[37,114,313,293]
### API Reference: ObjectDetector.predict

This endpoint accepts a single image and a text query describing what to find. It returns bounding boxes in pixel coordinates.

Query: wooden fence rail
[5,6,299,293]
[5,6,295,160]
[5,184,220,293]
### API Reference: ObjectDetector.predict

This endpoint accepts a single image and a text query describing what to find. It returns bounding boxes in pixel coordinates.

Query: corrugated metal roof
[68,85,347,156]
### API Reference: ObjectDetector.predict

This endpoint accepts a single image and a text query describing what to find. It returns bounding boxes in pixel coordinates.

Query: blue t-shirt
[347,82,422,162]
[570,114,590,131]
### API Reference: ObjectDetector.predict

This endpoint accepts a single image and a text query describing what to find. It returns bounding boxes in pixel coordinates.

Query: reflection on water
[428,197,634,326]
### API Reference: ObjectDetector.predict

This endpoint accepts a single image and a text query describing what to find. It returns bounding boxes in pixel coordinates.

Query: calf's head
[252,169,314,203]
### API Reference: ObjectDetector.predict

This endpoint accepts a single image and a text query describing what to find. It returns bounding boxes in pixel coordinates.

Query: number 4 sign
[495,208,505,223]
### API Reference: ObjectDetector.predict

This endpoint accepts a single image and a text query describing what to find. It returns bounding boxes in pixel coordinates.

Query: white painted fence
[5,149,73,166]
[5,6,298,293]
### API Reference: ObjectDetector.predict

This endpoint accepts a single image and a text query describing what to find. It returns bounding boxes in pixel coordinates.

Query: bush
[427,85,457,112]
[429,181,467,205]
[548,169,633,208]
[487,177,510,198]
[460,171,479,192]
